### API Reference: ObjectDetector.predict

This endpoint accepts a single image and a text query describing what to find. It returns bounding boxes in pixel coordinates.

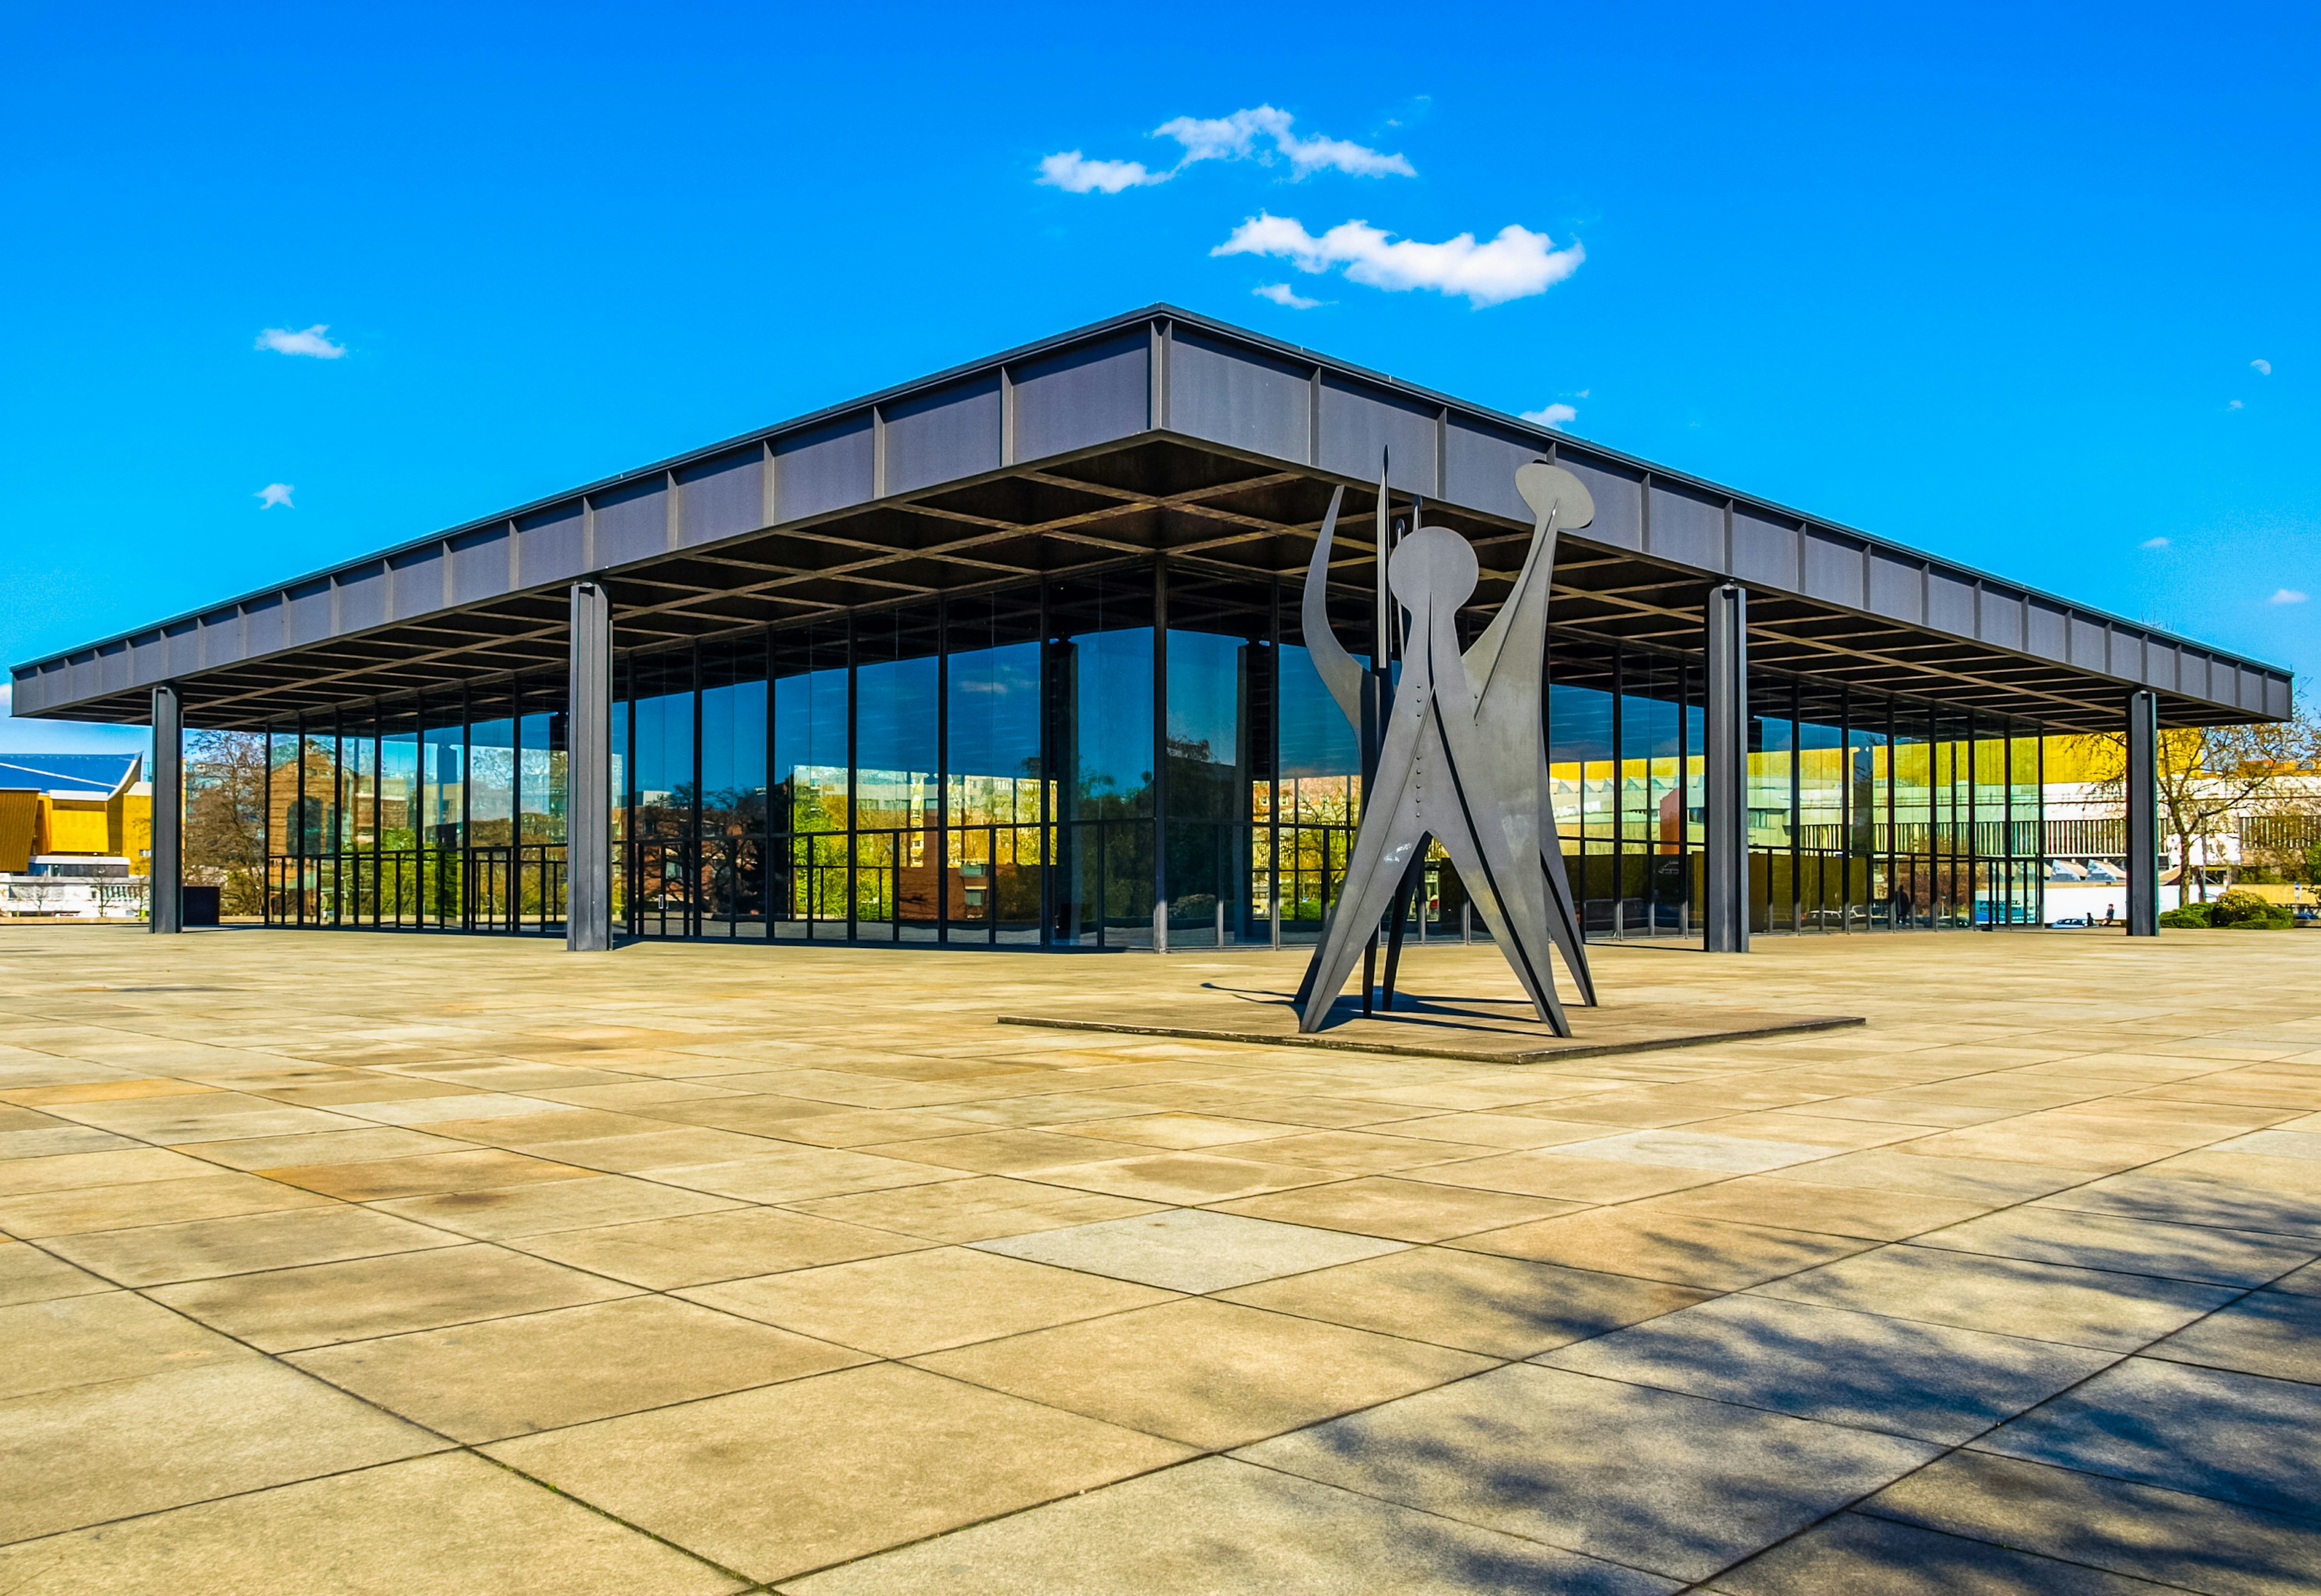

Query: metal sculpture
[1292,459,1598,1034]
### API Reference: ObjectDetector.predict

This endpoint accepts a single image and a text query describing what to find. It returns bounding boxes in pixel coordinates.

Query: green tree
[183,731,268,915]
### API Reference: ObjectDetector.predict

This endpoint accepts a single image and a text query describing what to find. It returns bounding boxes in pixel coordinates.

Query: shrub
[2158,903,2212,928]
[2210,888,2287,928]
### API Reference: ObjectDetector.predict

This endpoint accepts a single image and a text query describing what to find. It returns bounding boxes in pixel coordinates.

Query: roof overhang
[11,307,2292,735]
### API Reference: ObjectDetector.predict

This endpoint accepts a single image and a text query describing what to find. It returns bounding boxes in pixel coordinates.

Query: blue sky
[4,0,2313,756]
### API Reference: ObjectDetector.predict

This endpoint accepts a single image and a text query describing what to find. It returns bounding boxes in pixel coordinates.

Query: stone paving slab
[1,923,2317,1589]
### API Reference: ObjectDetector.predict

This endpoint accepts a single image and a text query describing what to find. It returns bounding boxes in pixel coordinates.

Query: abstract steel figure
[1293,460,1598,1035]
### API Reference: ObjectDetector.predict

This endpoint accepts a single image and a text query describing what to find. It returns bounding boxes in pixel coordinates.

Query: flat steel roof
[11,306,2291,733]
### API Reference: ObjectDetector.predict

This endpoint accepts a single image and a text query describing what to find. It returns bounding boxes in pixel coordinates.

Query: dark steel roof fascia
[12,303,2294,697]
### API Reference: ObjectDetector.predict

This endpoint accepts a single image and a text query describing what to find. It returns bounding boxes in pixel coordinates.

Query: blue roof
[0,753,141,795]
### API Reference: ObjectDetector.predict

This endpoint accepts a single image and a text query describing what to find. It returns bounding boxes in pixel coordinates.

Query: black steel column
[566,581,613,951]
[1151,559,1169,953]
[2126,688,2160,937]
[149,683,182,933]
[845,613,858,944]
[935,596,950,947]
[1704,584,1750,952]
[1037,578,1053,948]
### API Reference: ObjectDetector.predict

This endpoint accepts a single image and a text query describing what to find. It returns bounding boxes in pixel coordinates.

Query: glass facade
[262,558,2050,945]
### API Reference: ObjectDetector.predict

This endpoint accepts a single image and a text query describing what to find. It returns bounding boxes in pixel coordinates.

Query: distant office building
[11,309,2293,947]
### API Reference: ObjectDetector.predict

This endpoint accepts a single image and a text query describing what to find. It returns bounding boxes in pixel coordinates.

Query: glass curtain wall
[1549,636,1704,941]
[258,558,2048,946]
[262,679,571,934]
[1740,670,2046,935]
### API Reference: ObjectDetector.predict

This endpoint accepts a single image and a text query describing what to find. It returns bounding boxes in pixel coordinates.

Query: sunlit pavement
[1,923,2317,1593]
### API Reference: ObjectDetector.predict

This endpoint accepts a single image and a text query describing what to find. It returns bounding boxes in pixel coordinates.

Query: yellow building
[0,754,152,876]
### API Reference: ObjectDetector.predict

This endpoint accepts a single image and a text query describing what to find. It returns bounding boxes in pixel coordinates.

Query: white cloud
[256,483,294,509]
[255,324,345,359]
[1153,108,1279,165]
[2229,399,2245,410]
[0,680,11,718]
[1214,213,1585,308]
[2251,358,2273,375]
[2140,536,2170,549]
[1035,150,1165,193]
[1039,105,1413,193]
[1521,402,1578,430]
[2268,588,2308,605]
[1253,282,1322,309]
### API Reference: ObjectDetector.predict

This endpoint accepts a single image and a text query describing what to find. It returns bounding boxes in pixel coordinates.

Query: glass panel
[2010,731,2042,862]
[340,724,377,856]
[856,607,938,934]
[1053,577,1154,821]
[1164,567,1263,942]
[1049,570,1155,945]
[1549,635,1617,929]
[630,650,696,935]
[1167,628,1246,822]
[1683,662,1706,850]
[774,624,848,835]
[297,729,337,859]
[772,621,847,935]
[468,715,516,849]
[366,705,415,928]
[700,639,768,841]
[517,706,563,845]
[610,697,629,844]
[1619,651,1689,935]
[1746,680,1793,851]
[699,635,766,935]
[422,708,464,851]
[945,589,1044,939]
[1974,725,2010,860]
[1275,566,1368,931]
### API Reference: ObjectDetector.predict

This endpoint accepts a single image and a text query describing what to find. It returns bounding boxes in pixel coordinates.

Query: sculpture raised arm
[1298,483,1365,726]
[1463,460,1599,1006]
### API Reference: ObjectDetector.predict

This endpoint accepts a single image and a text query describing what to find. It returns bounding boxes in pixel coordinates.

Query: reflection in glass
[1050,570,1154,945]
[468,719,515,848]
[945,590,1045,941]
[774,623,847,931]
[856,609,938,932]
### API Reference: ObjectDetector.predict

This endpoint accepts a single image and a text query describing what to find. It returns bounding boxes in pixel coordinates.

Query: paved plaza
[1,925,2318,1592]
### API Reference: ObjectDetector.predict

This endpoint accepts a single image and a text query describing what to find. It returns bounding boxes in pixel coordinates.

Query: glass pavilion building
[13,308,2293,952]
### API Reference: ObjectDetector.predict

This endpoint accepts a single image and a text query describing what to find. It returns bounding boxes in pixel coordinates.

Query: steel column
[1152,558,1169,953]
[149,683,183,933]
[566,582,613,951]
[2125,688,2160,937]
[1704,584,1750,952]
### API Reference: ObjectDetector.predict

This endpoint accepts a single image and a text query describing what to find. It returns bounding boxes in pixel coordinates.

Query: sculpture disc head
[1516,462,1594,532]
[1388,527,1480,610]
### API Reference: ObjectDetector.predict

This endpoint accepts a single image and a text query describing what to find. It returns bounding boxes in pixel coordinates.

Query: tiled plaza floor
[2,924,2319,1592]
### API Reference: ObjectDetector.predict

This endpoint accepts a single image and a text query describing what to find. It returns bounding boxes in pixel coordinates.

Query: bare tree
[183,731,268,915]
[2065,708,2321,901]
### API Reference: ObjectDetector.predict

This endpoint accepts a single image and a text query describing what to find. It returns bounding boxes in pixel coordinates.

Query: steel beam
[149,683,182,934]
[1704,584,1751,952]
[2125,688,2160,937]
[566,583,613,952]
